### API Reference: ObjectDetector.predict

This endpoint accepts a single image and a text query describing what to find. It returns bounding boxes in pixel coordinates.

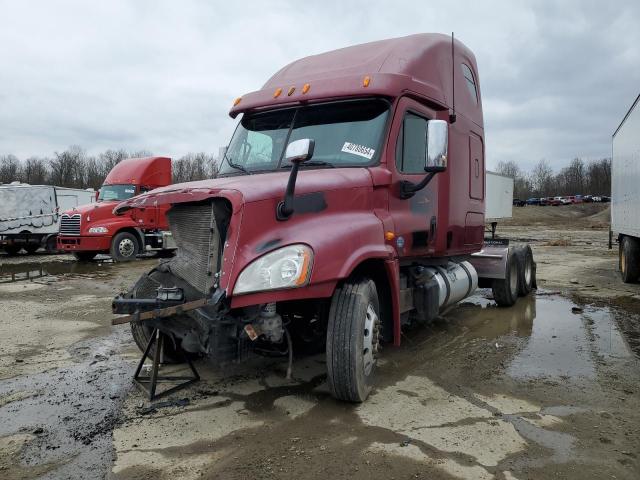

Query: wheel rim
[509,259,518,293]
[119,238,135,257]
[363,304,380,376]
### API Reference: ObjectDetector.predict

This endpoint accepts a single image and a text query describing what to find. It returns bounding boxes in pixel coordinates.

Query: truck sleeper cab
[113,34,535,402]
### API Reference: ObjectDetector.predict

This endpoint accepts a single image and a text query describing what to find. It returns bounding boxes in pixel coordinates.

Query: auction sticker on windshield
[341,142,375,160]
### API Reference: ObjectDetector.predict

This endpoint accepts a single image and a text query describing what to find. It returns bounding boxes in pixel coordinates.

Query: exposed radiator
[165,203,220,294]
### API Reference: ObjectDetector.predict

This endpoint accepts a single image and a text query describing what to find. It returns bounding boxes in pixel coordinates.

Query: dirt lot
[1,203,639,480]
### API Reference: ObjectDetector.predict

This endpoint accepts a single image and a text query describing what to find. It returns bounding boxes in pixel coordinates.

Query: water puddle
[0,259,114,283]
[507,296,597,379]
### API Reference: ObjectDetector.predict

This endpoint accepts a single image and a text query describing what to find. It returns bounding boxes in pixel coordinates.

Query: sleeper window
[461,64,478,104]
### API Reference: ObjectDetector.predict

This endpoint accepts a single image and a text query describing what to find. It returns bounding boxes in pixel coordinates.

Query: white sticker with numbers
[341,142,375,160]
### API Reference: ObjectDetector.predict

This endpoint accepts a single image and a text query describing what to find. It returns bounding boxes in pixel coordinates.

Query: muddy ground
[1,204,639,479]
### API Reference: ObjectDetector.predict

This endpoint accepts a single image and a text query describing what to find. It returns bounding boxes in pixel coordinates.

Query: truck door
[387,97,439,258]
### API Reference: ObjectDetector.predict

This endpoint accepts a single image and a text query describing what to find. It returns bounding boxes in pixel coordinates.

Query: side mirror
[425,120,448,172]
[285,138,315,164]
[277,138,315,221]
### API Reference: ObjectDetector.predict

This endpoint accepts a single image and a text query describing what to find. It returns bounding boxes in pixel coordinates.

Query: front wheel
[110,232,140,262]
[326,278,381,402]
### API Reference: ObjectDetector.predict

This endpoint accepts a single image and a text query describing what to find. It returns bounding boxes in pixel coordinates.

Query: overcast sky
[1,0,639,171]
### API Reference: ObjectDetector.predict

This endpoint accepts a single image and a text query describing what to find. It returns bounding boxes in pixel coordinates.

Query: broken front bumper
[111,289,226,326]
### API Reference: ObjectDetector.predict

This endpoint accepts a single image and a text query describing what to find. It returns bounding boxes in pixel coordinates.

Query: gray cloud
[0,0,638,171]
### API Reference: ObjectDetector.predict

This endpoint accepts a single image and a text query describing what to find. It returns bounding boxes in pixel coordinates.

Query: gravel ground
[1,205,639,479]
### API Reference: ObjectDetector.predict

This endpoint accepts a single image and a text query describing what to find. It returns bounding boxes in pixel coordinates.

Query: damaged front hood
[114,168,374,213]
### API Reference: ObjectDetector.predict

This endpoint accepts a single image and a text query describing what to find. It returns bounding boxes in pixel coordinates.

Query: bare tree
[530,159,554,197]
[0,154,21,184]
[23,157,48,184]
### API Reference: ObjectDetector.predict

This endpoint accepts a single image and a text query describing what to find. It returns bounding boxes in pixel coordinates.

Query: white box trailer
[612,93,640,282]
[486,171,514,221]
[0,183,95,255]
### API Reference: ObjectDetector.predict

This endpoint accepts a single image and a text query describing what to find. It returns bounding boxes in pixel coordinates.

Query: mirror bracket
[276,139,315,221]
[399,172,437,199]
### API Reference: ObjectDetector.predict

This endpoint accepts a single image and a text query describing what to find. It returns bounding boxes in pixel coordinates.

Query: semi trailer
[112,33,536,402]
[57,157,176,261]
[612,93,640,283]
[0,183,95,255]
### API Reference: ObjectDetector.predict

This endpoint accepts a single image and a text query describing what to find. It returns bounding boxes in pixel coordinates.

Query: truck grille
[60,214,81,235]
[164,203,221,294]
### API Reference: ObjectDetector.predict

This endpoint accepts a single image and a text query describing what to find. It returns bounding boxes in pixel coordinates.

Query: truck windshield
[98,184,137,201]
[219,99,389,175]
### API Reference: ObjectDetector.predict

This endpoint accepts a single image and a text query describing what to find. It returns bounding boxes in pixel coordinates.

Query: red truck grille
[60,214,81,235]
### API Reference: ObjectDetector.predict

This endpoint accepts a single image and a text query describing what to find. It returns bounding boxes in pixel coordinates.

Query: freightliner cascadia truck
[612,93,640,283]
[113,34,535,402]
[57,157,176,261]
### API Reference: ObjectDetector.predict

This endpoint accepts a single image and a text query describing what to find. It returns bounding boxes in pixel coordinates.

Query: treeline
[0,146,220,190]
[496,157,611,199]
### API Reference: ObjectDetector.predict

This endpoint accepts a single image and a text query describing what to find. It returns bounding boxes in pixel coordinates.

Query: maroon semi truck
[113,34,535,402]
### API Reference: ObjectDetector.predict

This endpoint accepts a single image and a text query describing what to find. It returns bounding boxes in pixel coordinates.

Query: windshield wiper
[281,160,335,169]
[225,154,251,175]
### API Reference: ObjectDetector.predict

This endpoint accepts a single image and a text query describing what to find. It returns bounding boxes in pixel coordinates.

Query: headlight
[233,244,313,295]
[88,226,109,233]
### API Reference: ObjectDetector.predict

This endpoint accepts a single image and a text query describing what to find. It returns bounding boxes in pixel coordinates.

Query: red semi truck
[58,156,175,261]
[113,34,535,402]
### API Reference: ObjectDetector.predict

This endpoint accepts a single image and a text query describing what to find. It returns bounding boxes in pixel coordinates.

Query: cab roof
[229,33,482,127]
[104,157,171,187]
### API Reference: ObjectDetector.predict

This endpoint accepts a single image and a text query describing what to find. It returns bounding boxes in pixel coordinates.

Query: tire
[326,278,381,402]
[110,232,140,262]
[74,251,97,262]
[515,245,534,296]
[492,249,519,307]
[130,321,184,364]
[620,236,640,283]
[46,236,59,253]
[24,244,39,254]
[4,245,21,256]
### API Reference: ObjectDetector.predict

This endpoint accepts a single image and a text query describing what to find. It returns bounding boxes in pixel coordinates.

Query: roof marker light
[302,83,310,94]
[233,97,242,106]
[287,86,295,96]
[363,76,371,87]
[274,87,282,98]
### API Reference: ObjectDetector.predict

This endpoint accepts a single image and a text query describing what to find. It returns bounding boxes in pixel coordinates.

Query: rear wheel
[620,236,640,283]
[326,278,381,402]
[110,232,140,262]
[24,244,39,255]
[74,251,97,262]
[492,249,520,307]
[4,245,21,256]
[515,245,534,296]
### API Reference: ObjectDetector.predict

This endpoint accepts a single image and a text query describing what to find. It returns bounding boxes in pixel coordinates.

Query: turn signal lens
[384,231,395,241]
[363,76,371,87]
[302,83,310,94]
[287,86,295,96]
[274,87,282,98]
[233,97,242,106]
